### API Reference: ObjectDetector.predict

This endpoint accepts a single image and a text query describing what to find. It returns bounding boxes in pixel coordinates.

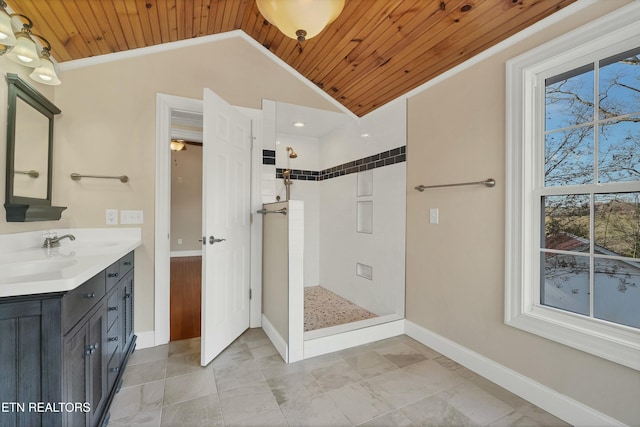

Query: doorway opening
[155,93,263,360]
[169,110,204,342]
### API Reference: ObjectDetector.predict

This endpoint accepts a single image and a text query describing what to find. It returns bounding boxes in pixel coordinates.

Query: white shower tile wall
[259,101,407,319]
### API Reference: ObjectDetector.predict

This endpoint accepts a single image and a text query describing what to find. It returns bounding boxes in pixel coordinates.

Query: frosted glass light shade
[7,32,40,66]
[256,0,344,41]
[30,55,61,85]
[0,10,16,45]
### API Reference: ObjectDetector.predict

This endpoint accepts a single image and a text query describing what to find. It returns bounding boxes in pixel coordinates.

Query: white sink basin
[0,259,77,282]
[62,241,119,249]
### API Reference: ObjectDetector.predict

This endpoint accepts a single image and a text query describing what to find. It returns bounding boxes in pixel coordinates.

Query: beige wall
[32,36,338,333]
[170,146,202,252]
[405,1,639,425]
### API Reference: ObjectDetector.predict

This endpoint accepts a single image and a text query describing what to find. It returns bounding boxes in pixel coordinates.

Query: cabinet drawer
[120,252,134,276]
[106,261,120,291]
[106,289,119,331]
[63,271,105,334]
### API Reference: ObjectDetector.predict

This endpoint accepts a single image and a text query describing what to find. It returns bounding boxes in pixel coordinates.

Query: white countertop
[0,228,142,298]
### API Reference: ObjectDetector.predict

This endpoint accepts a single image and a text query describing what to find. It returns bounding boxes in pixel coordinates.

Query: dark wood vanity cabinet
[0,252,136,427]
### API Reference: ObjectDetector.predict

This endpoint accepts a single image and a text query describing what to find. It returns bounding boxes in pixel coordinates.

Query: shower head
[286,146,298,158]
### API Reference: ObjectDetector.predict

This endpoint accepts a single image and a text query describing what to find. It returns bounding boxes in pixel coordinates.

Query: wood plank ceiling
[6,0,575,116]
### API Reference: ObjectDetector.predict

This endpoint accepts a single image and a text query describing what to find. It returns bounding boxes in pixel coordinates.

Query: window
[505,4,640,370]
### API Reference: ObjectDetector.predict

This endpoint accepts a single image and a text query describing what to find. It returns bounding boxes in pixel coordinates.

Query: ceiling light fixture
[256,0,345,42]
[293,121,305,128]
[170,139,187,151]
[0,1,61,85]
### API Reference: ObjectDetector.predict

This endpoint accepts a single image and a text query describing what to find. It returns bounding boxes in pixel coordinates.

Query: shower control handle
[209,236,226,244]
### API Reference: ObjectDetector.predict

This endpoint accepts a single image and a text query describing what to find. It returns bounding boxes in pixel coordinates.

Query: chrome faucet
[43,234,76,248]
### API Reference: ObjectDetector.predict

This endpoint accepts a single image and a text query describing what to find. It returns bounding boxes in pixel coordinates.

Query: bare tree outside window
[541,47,640,329]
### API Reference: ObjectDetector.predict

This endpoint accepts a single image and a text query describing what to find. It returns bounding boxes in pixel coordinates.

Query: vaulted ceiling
[7,0,575,116]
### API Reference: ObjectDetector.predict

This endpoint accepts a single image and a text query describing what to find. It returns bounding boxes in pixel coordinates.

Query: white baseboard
[135,330,156,349]
[304,319,405,359]
[403,320,625,427]
[262,314,288,362]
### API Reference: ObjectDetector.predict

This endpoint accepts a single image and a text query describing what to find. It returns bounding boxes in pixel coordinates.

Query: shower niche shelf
[356,201,373,234]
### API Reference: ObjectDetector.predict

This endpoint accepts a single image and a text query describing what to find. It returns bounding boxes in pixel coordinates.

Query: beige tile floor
[108,329,571,426]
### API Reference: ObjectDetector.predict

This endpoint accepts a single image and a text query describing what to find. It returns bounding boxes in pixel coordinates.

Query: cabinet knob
[109,367,120,373]
[108,272,119,278]
[85,343,99,355]
[108,306,118,312]
[108,336,118,342]
[84,292,96,299]
[124,261,132,266]
[124,293,131,299]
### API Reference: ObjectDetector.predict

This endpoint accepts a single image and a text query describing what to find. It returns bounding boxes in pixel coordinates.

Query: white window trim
[505,2,640,371]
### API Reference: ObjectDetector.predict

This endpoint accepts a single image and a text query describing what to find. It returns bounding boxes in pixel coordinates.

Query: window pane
[594,258,640,328]
[598,47,640,119]
[545,127,594,186]
[543,194,590,249]
[545,64,594,131]
[595,192,640,258]
[598,118,640,183]
[541,252,590,316]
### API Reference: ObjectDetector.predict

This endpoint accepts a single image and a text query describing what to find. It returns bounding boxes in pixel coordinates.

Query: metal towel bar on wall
[414,178,495,192]
[71,173,129,183]
[15,169,39,178]
[257,207,287,215]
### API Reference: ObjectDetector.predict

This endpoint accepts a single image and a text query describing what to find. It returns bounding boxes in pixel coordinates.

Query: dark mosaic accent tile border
[271,146,405,181]
[262,149,276,165]
[276,168,320,181]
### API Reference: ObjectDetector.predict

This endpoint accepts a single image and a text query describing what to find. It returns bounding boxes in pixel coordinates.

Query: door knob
[209,236,226,244]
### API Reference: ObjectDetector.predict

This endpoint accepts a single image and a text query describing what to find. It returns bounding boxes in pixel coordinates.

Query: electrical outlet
[177,238,182,245]
[106,209,118,225]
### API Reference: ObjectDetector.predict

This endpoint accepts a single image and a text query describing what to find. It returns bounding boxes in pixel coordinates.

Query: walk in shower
[260,100,407,362]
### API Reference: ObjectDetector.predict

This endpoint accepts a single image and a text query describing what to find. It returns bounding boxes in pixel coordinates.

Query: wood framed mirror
[5,73,66,221]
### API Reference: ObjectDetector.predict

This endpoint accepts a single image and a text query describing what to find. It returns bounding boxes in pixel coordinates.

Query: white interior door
[201,88,252,366]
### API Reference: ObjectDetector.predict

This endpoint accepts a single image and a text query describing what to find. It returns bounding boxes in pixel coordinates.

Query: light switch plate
[429,208,439,224]
[121,210,144,224]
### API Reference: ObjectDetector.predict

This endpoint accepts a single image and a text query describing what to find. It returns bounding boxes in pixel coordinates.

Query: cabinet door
[64,302,107,427]
[120,271,134,352]
[0,301,43,427]
[87,305,108,427]
[64,324,89,427]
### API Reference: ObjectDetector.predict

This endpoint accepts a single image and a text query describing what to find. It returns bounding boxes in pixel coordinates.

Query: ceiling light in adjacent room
[293,121,305,128]
[170,139,187,151]
[256,0,345,42]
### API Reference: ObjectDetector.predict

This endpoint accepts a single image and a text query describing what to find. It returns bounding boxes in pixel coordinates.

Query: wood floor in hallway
[170,256,201,341]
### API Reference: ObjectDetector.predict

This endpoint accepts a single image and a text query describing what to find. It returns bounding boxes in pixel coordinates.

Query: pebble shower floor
[304,286,377,332]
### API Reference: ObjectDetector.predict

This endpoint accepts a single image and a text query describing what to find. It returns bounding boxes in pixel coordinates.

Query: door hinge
[250,213,253,224]
[249,288,252,300]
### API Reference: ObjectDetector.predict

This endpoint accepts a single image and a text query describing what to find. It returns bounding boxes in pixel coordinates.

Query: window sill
[506,306,640,371]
